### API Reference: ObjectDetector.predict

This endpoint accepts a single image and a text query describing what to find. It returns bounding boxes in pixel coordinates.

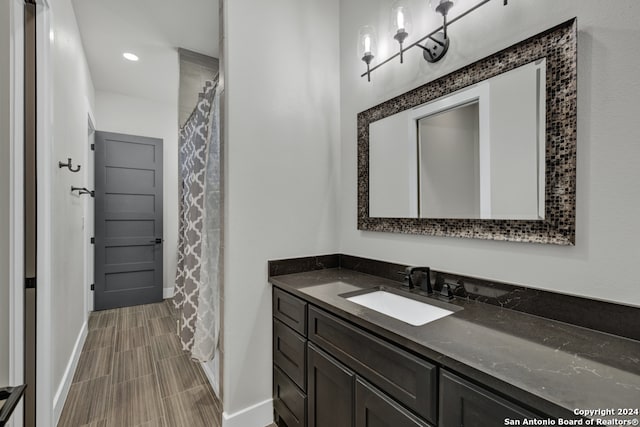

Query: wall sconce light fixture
[360,0,509,81]
[420,0,453,63]
[358,25,378,82]
[391,1,412,64]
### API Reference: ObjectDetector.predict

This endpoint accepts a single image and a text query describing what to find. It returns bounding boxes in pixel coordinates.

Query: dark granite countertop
[270,268,640,421]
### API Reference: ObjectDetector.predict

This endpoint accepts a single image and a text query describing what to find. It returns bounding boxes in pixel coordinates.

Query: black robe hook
[71,186,94,197]
[59,158,81,173]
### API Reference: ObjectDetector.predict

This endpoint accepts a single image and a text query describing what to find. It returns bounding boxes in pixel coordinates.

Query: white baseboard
[222,398,273,427]
[201,354,220,398]
[53,321,88,425]
[163,287,174,299]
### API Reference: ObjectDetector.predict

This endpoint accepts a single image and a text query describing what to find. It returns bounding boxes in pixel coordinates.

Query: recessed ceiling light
[123,52,139,62]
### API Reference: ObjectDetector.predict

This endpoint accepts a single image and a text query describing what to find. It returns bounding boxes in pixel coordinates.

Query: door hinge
[90,237,95,244]
[25,277,36,289]
[91,143,95,151]
[90,284,95,291]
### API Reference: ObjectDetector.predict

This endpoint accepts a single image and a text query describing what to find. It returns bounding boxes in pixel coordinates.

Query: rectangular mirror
[369,60,546,220]
[358,19,577,245]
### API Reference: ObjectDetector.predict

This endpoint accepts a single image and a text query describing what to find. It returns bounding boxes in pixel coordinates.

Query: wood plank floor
[58,300,222,427]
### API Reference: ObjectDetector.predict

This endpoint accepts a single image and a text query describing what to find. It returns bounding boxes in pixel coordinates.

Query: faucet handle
[406,266,432,294]
[439,283,455,301]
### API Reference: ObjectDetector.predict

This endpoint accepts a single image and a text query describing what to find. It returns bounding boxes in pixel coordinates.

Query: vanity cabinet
[274,319,307,390]
[439,370,541,427]
[355,378,430,427]
[307,341,431,427]
[274,287,307,335]
[308,306,437,424]
[307,343,354,427]
[273,286,548,427]
[274,366,306,427]
[273,288,308,427]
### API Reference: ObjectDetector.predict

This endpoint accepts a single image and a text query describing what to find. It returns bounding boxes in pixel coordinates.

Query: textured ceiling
[72,0,219,104]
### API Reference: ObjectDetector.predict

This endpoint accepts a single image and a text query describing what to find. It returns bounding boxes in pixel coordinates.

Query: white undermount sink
[346,290,454,326]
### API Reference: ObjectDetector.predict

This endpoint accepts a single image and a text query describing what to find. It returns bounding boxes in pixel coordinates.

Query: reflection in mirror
[369,111,419,218]
[369,59,546,220]
[419,101,480,218]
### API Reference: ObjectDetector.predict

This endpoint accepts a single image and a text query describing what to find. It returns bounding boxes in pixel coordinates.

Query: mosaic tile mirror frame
[357,18,577,245]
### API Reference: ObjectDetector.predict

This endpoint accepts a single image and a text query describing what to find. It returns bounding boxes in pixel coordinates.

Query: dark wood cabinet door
[308,343,354,427]
[355,379,430,427]
[439,370,541,427]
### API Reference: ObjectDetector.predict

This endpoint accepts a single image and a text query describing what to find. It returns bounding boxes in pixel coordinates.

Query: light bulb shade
[390,1,412,36]
[358,25,378,62]
[429,0,454,16]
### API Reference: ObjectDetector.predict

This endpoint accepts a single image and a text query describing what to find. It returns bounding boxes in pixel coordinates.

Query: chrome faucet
[400,266,432,294]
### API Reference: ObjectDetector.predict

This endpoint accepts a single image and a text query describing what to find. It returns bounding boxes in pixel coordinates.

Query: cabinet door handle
[149,238,163,244]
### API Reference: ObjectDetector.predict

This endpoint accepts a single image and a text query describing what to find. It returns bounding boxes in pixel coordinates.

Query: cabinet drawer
[273,319,307,390]
[274,366,306,427]
[356,378,430,427]
[439,370,542,427]
[308,306,437,424]
[274,288,307,336]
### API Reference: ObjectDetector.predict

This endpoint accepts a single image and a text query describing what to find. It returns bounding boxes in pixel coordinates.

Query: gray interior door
[94,131,163,310]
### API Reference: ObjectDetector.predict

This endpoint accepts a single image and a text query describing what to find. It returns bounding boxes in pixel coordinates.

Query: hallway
[57,301,222,427]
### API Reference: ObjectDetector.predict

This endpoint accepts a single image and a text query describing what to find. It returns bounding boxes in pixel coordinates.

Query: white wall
[94,90,180,295]
[49,0,95,402]
[223,0,341,422]
[0,0,11,389]
[339,0,640,306]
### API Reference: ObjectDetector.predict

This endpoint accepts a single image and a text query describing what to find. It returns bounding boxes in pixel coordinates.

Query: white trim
[536,59,546,220]
[8,1,25,426]
[222,399,273,427]
[84,108,96,315]
[52,322,88,426]
[201,355,220,398]
[163,287,175,299]
[477,85,492,219]
[35,1,54,425]
[409,82,491,218]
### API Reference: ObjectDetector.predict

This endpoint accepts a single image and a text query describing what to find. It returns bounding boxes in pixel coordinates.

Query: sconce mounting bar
[361,0,492,78]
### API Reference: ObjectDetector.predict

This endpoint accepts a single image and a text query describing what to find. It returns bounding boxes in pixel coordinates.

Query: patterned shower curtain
[174,79,221,363]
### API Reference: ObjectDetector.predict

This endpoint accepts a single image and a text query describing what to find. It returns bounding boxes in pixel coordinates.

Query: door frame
[34,0,54,425]
[9,0,55,425]
[84,110,96,313]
